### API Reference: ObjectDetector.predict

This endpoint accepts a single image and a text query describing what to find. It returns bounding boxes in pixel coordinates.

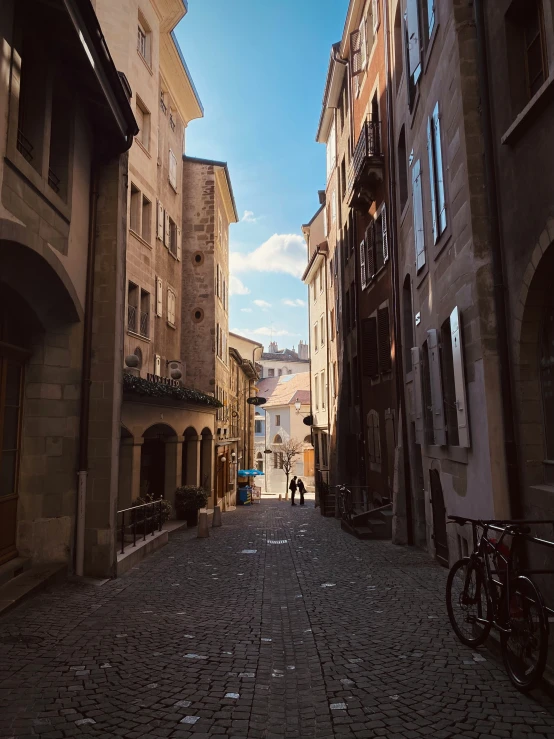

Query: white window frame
[167,286,176,326]
[169,149,178,191]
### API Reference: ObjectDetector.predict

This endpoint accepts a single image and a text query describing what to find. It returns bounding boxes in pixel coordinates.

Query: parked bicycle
[446,516,551,692]
[337,484,354,522]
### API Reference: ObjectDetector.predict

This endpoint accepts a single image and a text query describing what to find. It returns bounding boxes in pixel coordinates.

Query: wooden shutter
[378,306,392,373]
[427,329,446,446]
[372,0,380,33]
[412,160,426,271]
[360,238,367,289]
[156,277,163,317]
[169,149,177,189]
[412,347,425,444]
[164,211,170,246]
[432,103,447,235]
[360,16,367,69]
[406,0,421,83]
[362,317,378,377]
[157,200,164,240]
[365,222,375,280]
[382,204,389,262]
[450,306,470,447]
[351,29,363,76]
[177,227,182,260]
[427,116,438,243]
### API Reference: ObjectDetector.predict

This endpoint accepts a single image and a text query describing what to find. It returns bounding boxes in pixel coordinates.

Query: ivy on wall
[123,373,222,408]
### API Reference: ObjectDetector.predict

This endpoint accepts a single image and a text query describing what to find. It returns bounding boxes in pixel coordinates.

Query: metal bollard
[212,505,222,528]
[197,511,210,538]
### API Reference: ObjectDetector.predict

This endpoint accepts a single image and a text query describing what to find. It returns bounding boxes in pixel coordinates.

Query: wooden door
[0,351,25,565]
[304,449,315,477]
[430,469,449,566]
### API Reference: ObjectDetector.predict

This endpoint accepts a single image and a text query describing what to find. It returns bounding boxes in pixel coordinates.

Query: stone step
[0,563,66,616]
[0,556,31,588]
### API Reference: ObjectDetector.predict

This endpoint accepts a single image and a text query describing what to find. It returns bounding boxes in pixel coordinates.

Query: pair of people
[289,476,306,506]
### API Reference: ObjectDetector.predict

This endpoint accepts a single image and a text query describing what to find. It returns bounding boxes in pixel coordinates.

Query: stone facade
[0,0,136,574]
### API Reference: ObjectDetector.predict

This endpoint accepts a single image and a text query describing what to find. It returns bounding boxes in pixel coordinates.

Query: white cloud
[253,299,272,310]
[229,275,250,296]
[241,210,259,223]
[240,308,253,313]
[231,327,297,338]
[230,234,307,278]
[282,298,306,308]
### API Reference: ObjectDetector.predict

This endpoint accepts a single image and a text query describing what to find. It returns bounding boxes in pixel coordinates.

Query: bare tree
[271,438,304,500]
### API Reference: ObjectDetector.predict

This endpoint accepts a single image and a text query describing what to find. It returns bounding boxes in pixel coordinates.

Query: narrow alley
[2,501,554,739]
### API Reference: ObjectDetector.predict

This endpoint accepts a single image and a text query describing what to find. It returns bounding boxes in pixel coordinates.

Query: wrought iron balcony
[140,311,150,338]
[127,304,137,333]
[347,120,384,211]
[17,128,34,163]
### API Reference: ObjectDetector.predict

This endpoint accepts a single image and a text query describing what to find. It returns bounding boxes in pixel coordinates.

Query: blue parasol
[238,469,265,476]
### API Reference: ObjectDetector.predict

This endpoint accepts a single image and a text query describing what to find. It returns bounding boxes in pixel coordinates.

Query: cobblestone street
[2,501,554,739]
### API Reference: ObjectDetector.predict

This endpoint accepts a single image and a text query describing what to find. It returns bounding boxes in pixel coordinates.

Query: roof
[260,349,307,362]
[257,373,311,409]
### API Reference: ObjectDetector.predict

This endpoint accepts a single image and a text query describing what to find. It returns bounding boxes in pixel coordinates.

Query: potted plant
[131,492,172,534]
[175,486,209,526]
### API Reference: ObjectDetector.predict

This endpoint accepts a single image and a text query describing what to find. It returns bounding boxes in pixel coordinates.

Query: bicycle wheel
[501,576,548,692]
[446,557,491,647]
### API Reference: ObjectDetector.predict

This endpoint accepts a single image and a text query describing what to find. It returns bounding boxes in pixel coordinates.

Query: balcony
[347,120,384,211]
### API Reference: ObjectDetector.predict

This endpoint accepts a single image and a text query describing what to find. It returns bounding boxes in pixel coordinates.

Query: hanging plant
[123,373,222,408]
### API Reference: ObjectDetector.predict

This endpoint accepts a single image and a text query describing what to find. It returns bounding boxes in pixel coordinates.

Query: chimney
[268,341,278,353]
[297,341,309,360]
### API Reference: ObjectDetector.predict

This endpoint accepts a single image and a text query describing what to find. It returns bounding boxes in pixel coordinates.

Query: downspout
[383,0,413,543]
[75,164,99,576]
[324,252,331,487]
[474,0,521,517]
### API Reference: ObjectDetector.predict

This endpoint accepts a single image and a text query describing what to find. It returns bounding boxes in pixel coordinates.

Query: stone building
[94,0,221,524]
[257,343,310,379]
[181,156,239,509]
[302,199,331,508]
[477,0,554,580]
[0,0,137,575]
[229,345,259,478]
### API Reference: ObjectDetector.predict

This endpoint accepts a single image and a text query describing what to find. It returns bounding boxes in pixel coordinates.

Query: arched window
[256,452,264,472]
[541,299,554,460]
[273,434,283,444]
[303,435,312,444]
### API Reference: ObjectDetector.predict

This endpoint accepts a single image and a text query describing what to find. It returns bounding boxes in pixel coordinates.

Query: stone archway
[141,424,179,500]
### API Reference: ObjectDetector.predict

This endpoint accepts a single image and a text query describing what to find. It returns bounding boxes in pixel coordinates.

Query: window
[156,276,163,317]
[315,374,319,410]
[421,339,434,444]
[320,315,325,346]
[137,17,151,65]
[405,0,421,108]
[255,420,263,434]
[169,149,177,190]
[314,323,319,352]
[139,288,150,338]
[361,206,389,288]
[130,184,141,234]
[142,196,152,243]
[127,282,139,332]
[378,306,392,373]
[398,126,408,211]
[321,432,329,467]
[331,190,337,223]
[135,98,150,151]
[329,259,334,287]
[216,322,220,357]
[374,207,388,273]
[321,370,326,410]
[506,0,548,112]
[168,217,178,257]
[422,0,436,44]
[268,368,275,377]
[276,415,281,426]
[394,4,404,92]
[326,120,336,180]
[362,316,379,378]
[319,265,324,293]
[412,160,426,271]
[340,158,346,202]
[367,410,381,464]
[167,287,176,326]
[427,103,447,242]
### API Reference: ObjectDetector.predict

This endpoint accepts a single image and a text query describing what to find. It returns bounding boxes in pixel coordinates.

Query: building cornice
[150,0,187,33]
[302,243,328,283]
[160,33,203,124]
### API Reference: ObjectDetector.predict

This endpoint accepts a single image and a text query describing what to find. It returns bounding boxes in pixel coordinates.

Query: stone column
[84,153,128,579]
[201,438,215,508]
[184,436,201,486]
[165,435,184,505]
[118,438,143,510]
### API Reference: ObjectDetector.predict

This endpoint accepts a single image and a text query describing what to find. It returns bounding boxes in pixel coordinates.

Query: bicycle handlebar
[448,516,531,535]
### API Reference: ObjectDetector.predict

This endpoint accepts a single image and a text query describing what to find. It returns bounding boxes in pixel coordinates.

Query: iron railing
[160,92,167,114]
[169,113,176,132]
[117,500,163,554]
[17,128,33,162]
[127,304,137,332]
[347,120,382,194]
[140,311,149,338]
[48,168,61,194]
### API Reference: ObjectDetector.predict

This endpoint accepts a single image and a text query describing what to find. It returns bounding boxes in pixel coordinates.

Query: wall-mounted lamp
[294,400,302,413]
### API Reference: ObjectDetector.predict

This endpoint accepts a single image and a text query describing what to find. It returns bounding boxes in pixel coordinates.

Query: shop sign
[146,373,181,388]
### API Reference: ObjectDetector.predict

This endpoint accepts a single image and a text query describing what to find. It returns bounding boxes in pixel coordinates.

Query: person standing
[289,476,298,506]
[297,478,306,506]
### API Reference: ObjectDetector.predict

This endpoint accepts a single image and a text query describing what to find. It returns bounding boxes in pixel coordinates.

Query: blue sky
[175,0,349,349]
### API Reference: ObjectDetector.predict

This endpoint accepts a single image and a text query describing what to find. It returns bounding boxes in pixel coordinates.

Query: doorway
[430,468,449,566]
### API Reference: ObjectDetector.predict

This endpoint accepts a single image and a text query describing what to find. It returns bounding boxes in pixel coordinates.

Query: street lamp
[294,400,301,413]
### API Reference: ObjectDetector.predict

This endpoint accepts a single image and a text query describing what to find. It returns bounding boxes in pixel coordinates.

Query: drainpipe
[324,251,331,489]
[383,0,413,543]
[474,0,521,518]
[75,164,99,576]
